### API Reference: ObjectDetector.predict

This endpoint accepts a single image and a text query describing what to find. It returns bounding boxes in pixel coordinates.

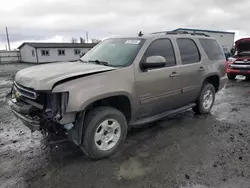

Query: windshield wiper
[88,60,109,66]
[78,59,87,63]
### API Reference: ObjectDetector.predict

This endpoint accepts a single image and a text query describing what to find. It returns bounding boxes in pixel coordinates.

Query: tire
[80,106,128,159]
[245,76,250,80]
[227,74,236,80]
[193,83,215,115]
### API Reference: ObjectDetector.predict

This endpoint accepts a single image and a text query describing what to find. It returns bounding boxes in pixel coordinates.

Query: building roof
[172,28,235,34]
[18,42,98,49]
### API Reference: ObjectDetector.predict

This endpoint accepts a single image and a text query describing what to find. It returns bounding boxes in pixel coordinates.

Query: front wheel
[193,83,215,114]
[80,106,128,159]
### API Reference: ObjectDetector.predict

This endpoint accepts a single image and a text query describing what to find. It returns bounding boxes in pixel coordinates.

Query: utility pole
[86,32,89,43]
[6,27,10,51]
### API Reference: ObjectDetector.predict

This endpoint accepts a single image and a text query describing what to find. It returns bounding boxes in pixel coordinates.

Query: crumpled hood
[15,62,116,90]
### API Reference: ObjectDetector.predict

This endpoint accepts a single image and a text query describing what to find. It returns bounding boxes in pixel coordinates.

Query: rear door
[199,38,227,77]
[176,38,206,104]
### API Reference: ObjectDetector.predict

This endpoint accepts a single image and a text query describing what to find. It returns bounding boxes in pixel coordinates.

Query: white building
[172,28,235,50]
[18,42,97,63]
[0,50,21,63]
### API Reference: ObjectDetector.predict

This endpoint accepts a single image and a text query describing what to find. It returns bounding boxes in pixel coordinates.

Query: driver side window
[142,39,176,67]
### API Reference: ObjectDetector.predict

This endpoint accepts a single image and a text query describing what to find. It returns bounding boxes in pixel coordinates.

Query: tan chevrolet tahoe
[7,32,227,159]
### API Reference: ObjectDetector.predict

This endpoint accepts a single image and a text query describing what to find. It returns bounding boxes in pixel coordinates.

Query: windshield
[80,38,145,67]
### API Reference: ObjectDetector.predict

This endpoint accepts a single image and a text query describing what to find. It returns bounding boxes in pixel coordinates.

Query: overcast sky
[0,0,250,49]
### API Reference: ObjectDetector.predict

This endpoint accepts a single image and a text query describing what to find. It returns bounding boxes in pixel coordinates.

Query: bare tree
[80,37,85,43]
[71,37,78,43]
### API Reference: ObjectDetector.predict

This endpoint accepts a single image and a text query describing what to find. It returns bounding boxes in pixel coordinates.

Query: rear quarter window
[199,39,225,61]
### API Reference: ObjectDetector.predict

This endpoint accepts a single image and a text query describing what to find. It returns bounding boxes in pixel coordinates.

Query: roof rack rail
[151,31,210,37]
[190,32,210,37]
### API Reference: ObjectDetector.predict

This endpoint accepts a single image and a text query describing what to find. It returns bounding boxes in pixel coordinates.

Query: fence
[0,50,21,63]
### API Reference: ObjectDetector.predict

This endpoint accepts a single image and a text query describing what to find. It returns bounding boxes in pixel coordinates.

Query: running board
[130,103,196,126]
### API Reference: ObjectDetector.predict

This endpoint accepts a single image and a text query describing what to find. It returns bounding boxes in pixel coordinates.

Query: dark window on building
[177,38,200,64]
[199,39,225,61]
[58,49,65,56]
[74,49,81,55]
[143,38,176,67]
[31,50,35,57]
[41,50,50,56]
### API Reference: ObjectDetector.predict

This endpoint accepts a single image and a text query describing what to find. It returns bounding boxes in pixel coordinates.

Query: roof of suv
[142,34,212,39]
[111,32,214,40]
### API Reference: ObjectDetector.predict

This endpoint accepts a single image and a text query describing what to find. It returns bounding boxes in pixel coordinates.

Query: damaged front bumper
[6,83,83,146]
[6,93,40,131]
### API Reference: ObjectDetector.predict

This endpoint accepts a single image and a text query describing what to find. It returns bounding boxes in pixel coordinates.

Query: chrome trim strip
[182,85,200,93]
[140,89,182,104]
[234,61,250,64]
[230,64,250,68]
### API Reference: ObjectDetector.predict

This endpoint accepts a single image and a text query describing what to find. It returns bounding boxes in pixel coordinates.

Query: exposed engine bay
[234,38,250,58]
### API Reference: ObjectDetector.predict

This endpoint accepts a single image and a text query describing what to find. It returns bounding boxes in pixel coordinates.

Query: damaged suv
[7,32,227,159]
[227,38,250,80]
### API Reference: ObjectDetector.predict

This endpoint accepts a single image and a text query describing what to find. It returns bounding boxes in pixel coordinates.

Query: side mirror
[141,56,166,70]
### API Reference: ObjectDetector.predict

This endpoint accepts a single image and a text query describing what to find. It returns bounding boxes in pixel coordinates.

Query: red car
[227,38,250,80]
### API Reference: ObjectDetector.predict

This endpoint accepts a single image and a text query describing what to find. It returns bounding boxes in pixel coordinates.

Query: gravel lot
[0,63,250,188]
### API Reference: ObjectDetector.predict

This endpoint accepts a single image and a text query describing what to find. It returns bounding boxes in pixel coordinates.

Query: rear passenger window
[199,39,225,61]
[177,38,200,64]
[143,39,176,67]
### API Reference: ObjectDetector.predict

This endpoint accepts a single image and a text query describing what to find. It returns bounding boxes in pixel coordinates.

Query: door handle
[169,72,180,77]
[198,67,205,71]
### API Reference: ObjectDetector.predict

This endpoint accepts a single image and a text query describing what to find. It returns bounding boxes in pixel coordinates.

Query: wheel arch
[68,92,133,146]
[203,73,220,92]
[80,92,133,122]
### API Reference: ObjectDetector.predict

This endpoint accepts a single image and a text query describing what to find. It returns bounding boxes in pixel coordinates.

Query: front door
[134,38,182,119]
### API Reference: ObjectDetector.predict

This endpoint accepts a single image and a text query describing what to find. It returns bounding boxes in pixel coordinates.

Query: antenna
[138,31,143,37]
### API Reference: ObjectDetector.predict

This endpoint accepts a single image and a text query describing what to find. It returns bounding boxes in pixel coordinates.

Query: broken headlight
[45,92,69,122]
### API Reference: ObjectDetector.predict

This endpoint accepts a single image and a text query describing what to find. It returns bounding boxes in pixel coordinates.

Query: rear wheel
[193,83,215,114]
[80,106,128,159]
[227,74,236,80]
